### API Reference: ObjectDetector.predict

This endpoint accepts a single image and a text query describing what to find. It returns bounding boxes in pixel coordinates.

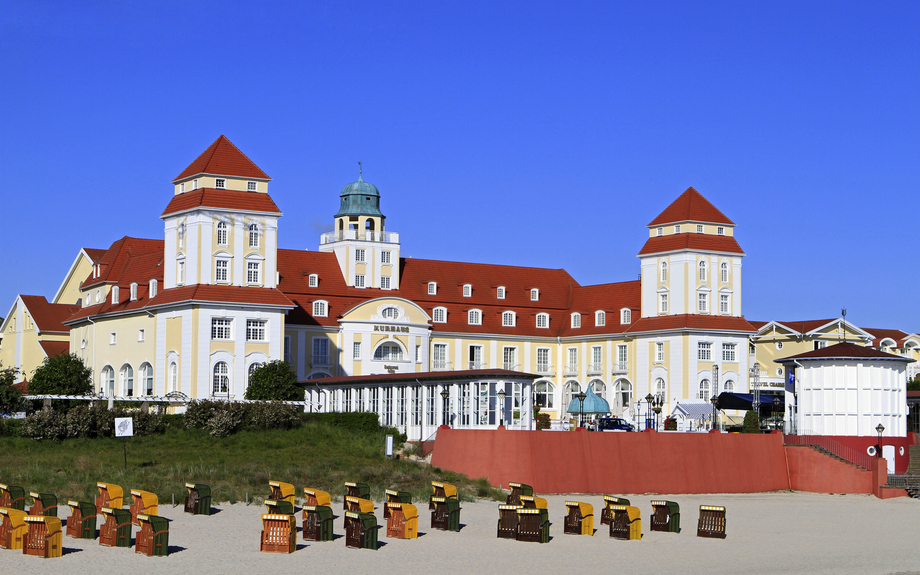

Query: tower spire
[358,161,363,180]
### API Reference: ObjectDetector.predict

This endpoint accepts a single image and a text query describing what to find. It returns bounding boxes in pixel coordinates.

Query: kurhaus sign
[374,325,409,333]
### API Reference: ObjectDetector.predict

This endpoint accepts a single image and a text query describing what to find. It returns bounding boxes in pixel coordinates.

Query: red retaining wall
[431,427,788,494]
[431,427,902,497]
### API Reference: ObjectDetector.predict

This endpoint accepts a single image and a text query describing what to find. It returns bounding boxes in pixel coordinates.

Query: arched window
[140,363,153,396]
[721,262,728,283]
[381,307,399,319]
[655,377,666,397]
[589,379,606,400]
[571,313,581,328]
[248,223,260,248]
[699,379,711,400]
[216,221,228,246]
[248,362,262,385]
[502,311,515,327]
[120,364,134,397]
[595,311,605,327]
[101,366,115,397]
[169,362,178,393]
[563,381,581,414]
[432,307,446,323]
[374,342,404,361]
[313,300,328,317]
[660,261,668,282]
[536,313,549,328]
[534,380,555,408]
[724,380,734,392]
[468,309,481,325]
[620,308,631,324]
[699,260,707,282]
[213,362,230,394]
[614,379,632,413]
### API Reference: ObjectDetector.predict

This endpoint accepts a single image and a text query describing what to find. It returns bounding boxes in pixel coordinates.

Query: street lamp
[876,423,885,459]
[497,388,507,427]
[440,388,450,427]
[773,396,782,431]
[575,391,586,428]
[645,393,654,430]
[710,394,719,431]
[652,393,663,430]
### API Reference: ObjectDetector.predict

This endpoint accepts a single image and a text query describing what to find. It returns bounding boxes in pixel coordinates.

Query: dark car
[597,417,635,432]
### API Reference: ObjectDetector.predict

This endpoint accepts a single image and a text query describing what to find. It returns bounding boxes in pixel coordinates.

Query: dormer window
[247,181,258,192]
[308,274,318,288]
[463,284,472,297]
[180,182,185,193]
[675,224,681,233]
[193,179,198,190]
[111,286,120,305]
[717,226,724,235]
[468,309,481,325]
[571,313,581,329]
[428,282,437,295]
[130,282,138,301]
[497,286,505,299]
[530,289,539,301]
[215,178,226,189]
[536,313,549,328]
[697,224,703,233]
[502,311,515,327]
[595,311,605,326]
[313,300,328,317]
[656,227,663,236]
[149,279,157,298]
[620,308,631,324]
[432,307,446,323]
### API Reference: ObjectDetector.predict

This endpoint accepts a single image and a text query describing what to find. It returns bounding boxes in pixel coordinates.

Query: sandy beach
[3,492,920,575]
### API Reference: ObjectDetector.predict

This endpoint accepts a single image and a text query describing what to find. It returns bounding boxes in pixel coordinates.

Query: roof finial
[841,308,847,343]
[358,161,363,179]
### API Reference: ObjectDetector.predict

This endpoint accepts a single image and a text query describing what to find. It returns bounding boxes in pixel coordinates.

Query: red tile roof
[80,237,164,289]
[38,341,70,358]
[558,281,641,336]
[638,234,744,256]
[146,285,295,309]
[160,188,282,217]
[624,314,758,334]
[861,327,914,347]
[18,296,79,333]
[777,341,914,362]
[83,248,107,264]
[648,187,735,226]
[173,135,270,182]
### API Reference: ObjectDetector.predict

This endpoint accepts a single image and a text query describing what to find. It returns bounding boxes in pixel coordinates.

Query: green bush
[0,418,23,437]
[21,409,68,440]
[246,401,302,430]
[742,410,760,433]
[185,399,304,436]
[206,403,247,437]
[184,400,224,429]
[244,360,304,401]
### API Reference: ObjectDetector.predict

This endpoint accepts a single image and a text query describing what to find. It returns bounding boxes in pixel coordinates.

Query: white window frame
[355,274,365,288]
[660,261,668,282]
[530,288,539,301]
[655,341,664,362]
[381,276,391,289]
[308,274,318,287]
[721,262,729,283]
[536,348,551,373]
[432,306,447,323]
[216,221,228,246]
[502,311,515,327]
[722,343,736,362]
[110,332,117,345]
[192,178,198,190]
[247,261,261,285]
[130,282,138,301]
[176,259,185,286]
[211,318,232,340]
[248,223,260,249]
[213,362,230,394]
[698,292,708,313]
[313,300,328,317]
[468,309,481,325]
[720,293,730,314]
[247,181,258,192]
[138,328,145,342]
[380,250,391,264]
[675,224,681,233]
[353,341,361,359]
[497,286,505,299]
[699,260,707,282]
[355,248,365,263]
[463,284,472,297]
[571,313,581,328]
[180,182,185,193]
[697,224,703,233]
[717,226,724,235]
[698,342,712,361]
[502,346,517,371]
[246,319,267,342]
[659,292,668,314]
[428,282,437,295]
[432,343,448,370]
[620,308,631,325]
[698,378,711,400]
[215,178,226,189]
[656,227,663,236]
[595,310,605,327]
[536,313,549,329]
[215,259,229,283]
[313,337,331,366]
[140,363,153,396]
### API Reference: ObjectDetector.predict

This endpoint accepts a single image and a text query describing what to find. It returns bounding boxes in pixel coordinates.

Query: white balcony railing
[587,363,604,374]
[320,230,399,244]
[564,363,579,375]
[536,363,555,375]
[432,360,454,372]
[502,362,521,372]
[612,361,628,374]
[468,361,487,370]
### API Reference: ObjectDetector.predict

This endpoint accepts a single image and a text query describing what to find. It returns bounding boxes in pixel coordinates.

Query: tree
[742,410,760,433]
[0,364,24,415]
[29,353,93,397]
[244,360,304,401]
[908,376,920,392]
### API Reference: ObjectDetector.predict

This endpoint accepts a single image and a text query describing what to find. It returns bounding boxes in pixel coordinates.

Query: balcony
[312,356,331,367]
[320,230,399,244]
[432,360,454,372]
[535,363,555,376]
[502,362,521,372]
[611,361,628,374]
[564,363,579,376]
[468,361,487,370]
[587,363,604,375]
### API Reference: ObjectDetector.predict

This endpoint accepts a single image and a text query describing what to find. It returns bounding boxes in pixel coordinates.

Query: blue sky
[1,1,917,330]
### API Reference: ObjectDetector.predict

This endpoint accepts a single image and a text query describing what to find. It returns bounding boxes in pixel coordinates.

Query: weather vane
[358,161,362,176]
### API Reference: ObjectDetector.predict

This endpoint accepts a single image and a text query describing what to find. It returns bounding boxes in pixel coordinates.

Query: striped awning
[672,402,715,420]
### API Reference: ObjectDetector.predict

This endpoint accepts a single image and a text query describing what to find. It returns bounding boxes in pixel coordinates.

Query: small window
[381,307,399,319]
[432,307,446,323]
[698,342,711,360]
[193,178,198,189]
[721,262,729,283]
[595,310,606,327]
[308,274,318,287]
[463,284,472,297]
[138,328,145,342]
[699,260,707,282]
[247,261,261,284]
[215,178,226,188]
[656,227,663,236]
[530,288,539,301]
[110,332,117,345]
[722,343,736,362]
[355,274,365,288]
[814,341,827,350]
[177,260,185,285]
[571,313,581,329]
[313,300,328,317]
[130,282,138,301]
[497,286,505,299]
[381,251,391,264]
[180,182,185,193]
[536,313,549,329]
[246,319,266,341]
[215,259,229,282]
[111,286,119,304]
[717,226,724,235]
[777,367,784,377]
[353,341,361,359]
[675,224,681,233]
[655,341,664,362]
[660,261,668,282]
[248,223,260,248]
[697,224,703,233]
[720,294,730,314]
[698,292,708,313]
[620,309,631,324]
[381,276,391,289]
[428,282,437,295]
[776,341,784,350]
[355,248,365,263]
[247,181,258,192]
[149,279,157,298]
[502,311,515,327]
[660,293,668,314]
[216,221,228,246]
[468,309,481,325]
[211,318,232,340]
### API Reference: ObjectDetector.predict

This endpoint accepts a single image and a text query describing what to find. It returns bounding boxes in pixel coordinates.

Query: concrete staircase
[798,444,866,470]
[884,444,920,499]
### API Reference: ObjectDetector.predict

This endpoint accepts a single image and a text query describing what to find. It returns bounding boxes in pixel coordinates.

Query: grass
[0,422,504,506]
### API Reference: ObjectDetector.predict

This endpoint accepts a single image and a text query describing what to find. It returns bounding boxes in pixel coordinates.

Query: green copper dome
[566,385,610,414]
[334,175,384,218]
